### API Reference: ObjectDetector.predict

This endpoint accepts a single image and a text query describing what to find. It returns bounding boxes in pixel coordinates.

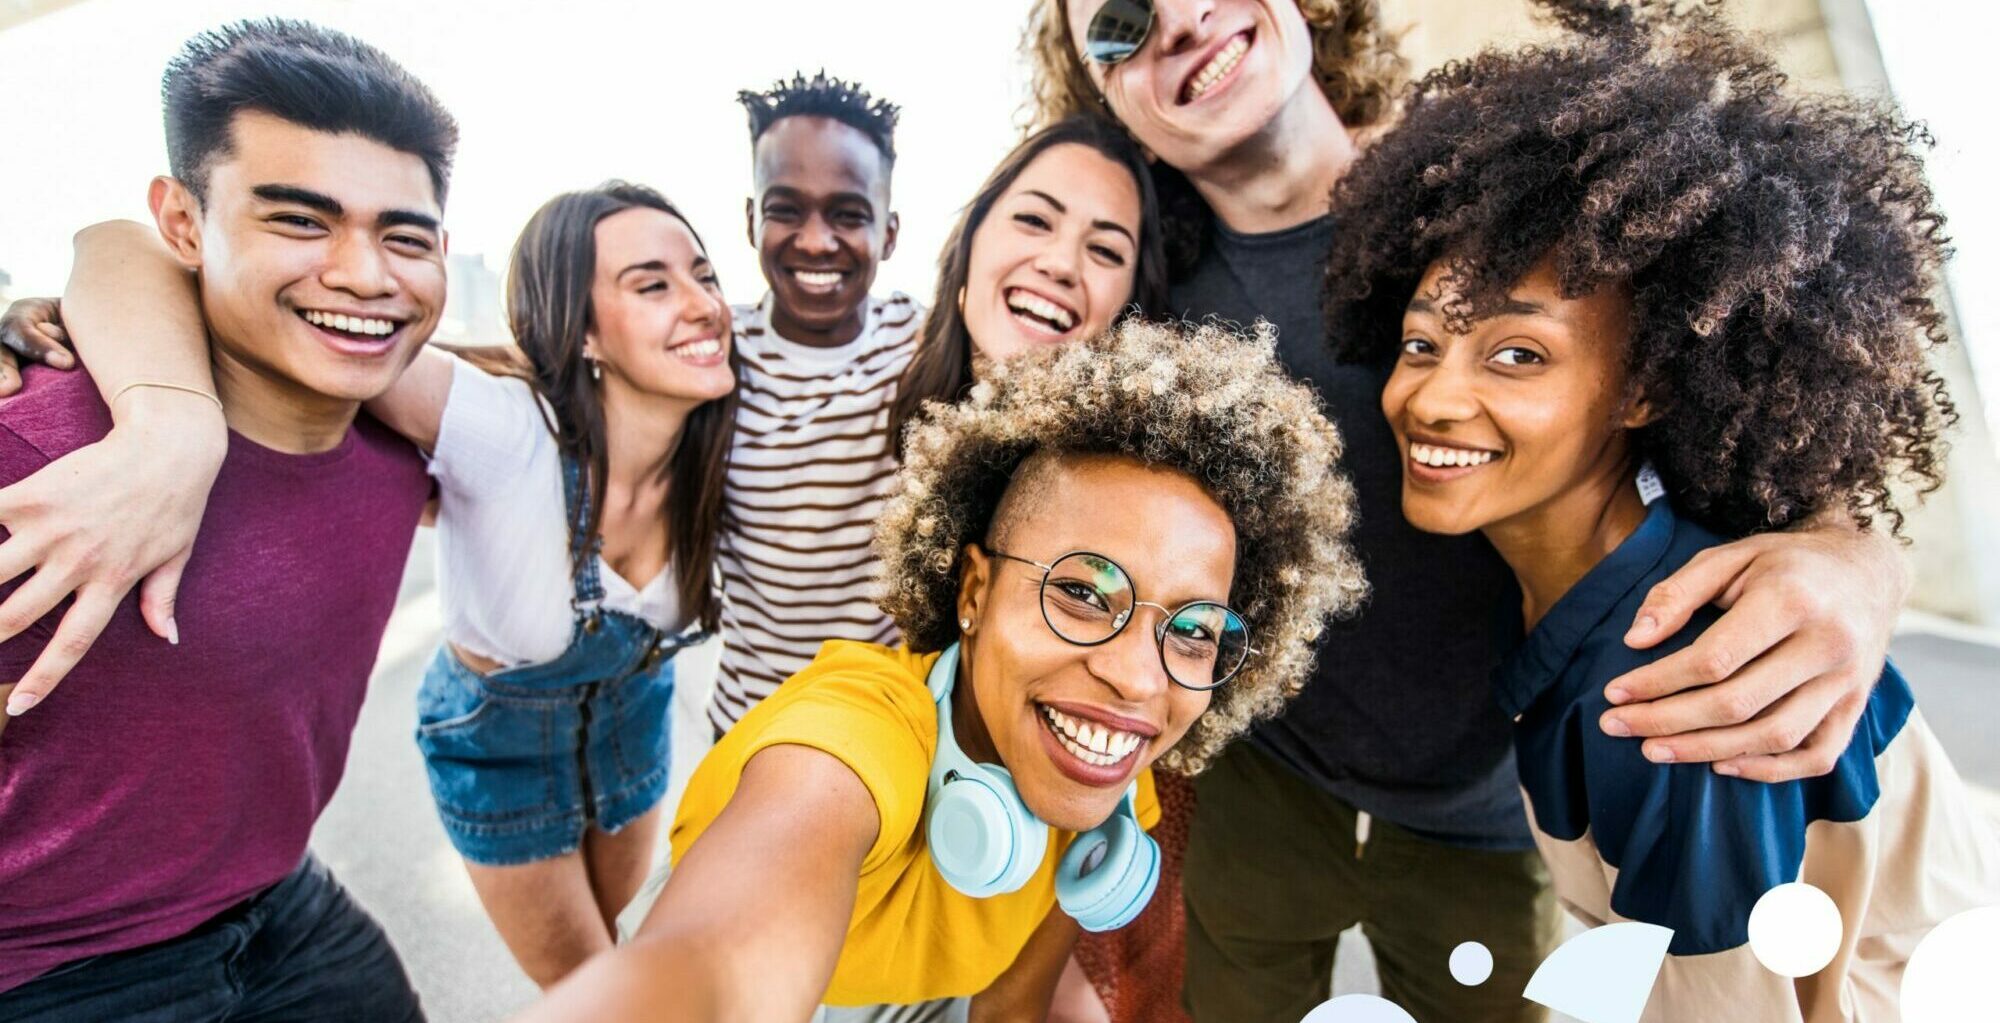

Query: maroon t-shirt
[0,365,428,993]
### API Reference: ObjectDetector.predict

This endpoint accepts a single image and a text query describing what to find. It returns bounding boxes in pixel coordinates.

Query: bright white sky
[0,0,1033,311]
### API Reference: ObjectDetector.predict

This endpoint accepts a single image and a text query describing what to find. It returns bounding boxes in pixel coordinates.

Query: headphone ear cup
[928,766,1048,897]
[1056,811,1161,932]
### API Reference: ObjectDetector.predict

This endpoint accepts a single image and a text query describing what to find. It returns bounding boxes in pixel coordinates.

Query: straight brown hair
[458,181,735,630]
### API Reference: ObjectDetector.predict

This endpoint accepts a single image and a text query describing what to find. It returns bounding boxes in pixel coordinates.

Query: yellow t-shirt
[670,640,1161,1006]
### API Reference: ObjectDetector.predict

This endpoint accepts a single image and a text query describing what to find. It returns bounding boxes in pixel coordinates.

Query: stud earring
[959,616,972,632]
[589,358,602,382]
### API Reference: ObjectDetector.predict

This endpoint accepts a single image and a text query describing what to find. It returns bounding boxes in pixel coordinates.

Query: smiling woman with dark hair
[1325,2,2000,1017]
[889,114,1168,454]
[519,318,1365,1023]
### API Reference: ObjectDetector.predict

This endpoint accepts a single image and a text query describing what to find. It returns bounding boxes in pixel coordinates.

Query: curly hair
[876,318,1368,773]
[738,70,901,163]
[1323,0,1955,538]
[1022,0,1407,276]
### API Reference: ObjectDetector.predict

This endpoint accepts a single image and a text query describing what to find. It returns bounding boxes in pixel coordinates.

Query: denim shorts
[415,647,675,865]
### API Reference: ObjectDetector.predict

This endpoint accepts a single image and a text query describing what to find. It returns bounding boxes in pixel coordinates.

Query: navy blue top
[1494,497,1915,955]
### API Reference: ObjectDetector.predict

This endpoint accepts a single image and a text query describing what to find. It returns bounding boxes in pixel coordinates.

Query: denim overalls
[415,456,709,865]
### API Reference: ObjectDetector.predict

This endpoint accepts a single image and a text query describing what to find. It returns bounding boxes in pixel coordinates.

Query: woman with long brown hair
[887,114,1168,451]
[394,181,739,986]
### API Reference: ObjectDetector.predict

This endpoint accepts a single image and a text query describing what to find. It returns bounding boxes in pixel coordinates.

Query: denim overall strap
[473,454,715,693]
[561,454,607,613]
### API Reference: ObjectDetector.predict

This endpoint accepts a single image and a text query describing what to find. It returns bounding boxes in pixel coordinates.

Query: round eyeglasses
[987,549,1253,691]
[1082,0,1155,66]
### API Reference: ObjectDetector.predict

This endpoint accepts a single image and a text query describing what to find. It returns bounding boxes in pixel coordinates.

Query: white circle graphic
[1747,882,1843,977]
[1450,941,1494,986]
[1903,904,2000,1022]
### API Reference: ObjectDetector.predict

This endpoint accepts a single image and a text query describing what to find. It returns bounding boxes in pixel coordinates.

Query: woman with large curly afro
[522,317,1364,1022]
[1323,2,1998,1018]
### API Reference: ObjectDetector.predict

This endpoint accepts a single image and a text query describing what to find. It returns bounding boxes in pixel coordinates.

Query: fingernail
[1646,745,1677,763]
[1602,715,1631,737]
[1714,763,1740,777]
[1605,686,1630,705]
[1629,613,1657,638]
[7,692,38,716]
[165,618,180,646]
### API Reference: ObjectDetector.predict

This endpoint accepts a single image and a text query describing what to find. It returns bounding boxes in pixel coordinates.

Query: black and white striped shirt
[709,291,923,732]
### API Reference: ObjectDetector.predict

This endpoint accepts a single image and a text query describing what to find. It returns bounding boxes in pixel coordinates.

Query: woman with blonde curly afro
[1025,4,1925,1019]
[519,318,1364,1022]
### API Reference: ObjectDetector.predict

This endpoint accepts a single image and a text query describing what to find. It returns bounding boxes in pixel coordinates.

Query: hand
[1598,525,1902,783]
[0,390,227,716]
[0,297,76,398]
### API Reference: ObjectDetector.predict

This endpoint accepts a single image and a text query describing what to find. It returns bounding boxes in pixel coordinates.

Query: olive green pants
[1183,742,1561,1023]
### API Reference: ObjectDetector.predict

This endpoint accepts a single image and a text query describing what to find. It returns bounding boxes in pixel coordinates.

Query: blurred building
[0,267,12,304]
[437,252,506,346]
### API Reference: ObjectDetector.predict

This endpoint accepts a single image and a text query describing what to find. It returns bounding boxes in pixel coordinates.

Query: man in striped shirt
[712,73,923,733]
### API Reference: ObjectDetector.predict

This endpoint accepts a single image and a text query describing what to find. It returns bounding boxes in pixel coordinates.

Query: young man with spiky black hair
[709,71,922,735]
[0,19,451,1020]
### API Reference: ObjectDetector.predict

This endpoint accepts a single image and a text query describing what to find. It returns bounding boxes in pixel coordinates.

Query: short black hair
[737,70,900,164]
[162,19,459,205]
[1324,0,1955,538]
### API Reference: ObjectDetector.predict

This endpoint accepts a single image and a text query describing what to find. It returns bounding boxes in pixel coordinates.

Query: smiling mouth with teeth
[1040,704,1144,768]
[1410,441,1501,469]
[669,337,725,360]
[1182,31,1250,104]
[1005,288,1078,335]
[300,309,401,340]
[791,269,845,290]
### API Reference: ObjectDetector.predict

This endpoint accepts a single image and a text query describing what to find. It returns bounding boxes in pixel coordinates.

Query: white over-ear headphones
[922,643,1161,932]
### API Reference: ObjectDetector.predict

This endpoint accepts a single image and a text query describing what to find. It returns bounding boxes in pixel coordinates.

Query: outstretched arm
[1599,508,1903,782]
[0,221,224,717]
[514,744,878,1023]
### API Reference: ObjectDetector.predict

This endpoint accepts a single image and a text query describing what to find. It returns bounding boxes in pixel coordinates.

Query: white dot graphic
[1747,882,1843,977]
[1450,941,1494,986]
[1902,905,2000,1022]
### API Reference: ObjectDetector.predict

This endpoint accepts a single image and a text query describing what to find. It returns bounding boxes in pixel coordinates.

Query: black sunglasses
[1083,0,1155,66]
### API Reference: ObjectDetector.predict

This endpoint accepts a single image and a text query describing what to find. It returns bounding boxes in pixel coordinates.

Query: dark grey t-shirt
[1173,215,1532,848]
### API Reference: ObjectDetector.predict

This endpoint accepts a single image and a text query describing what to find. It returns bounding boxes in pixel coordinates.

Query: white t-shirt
[708,292,923,731]
[430,357,683,668]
